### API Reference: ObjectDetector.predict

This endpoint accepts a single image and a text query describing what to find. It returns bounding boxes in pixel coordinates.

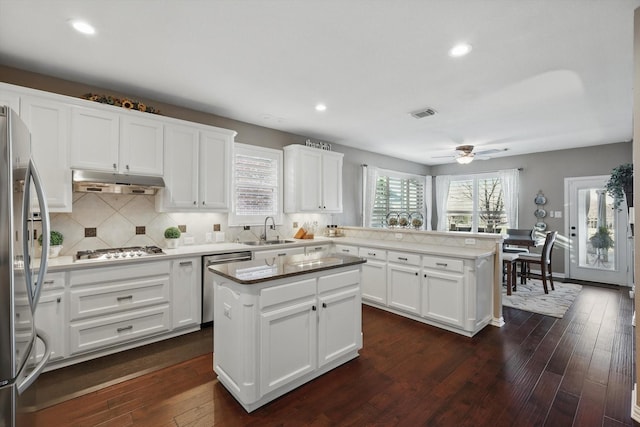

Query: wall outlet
[465,238,476,245]
[555,211,562,218]
[549,211,555,218]
[213,224,221,231]
[205,232,213,243]
[395,233,403,239]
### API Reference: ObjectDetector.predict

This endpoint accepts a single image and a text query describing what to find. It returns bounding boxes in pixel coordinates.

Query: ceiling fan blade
[475,148,508,156]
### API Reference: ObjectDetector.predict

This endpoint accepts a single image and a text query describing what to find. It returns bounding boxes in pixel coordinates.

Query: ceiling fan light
[456,154,474,164]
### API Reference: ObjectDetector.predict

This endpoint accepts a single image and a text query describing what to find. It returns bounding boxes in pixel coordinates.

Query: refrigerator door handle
[16,329,51,395]
[22,159,50,311]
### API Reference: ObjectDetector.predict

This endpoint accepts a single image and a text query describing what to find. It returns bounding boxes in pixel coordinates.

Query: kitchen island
[208,252,366,412]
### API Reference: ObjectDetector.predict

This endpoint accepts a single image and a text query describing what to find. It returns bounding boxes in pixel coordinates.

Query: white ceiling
[1,0,638,165]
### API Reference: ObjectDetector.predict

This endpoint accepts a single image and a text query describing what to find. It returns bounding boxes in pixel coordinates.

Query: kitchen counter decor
[82,93,161,114]
[397,212,410,228]
[409,212,424,229]
[385,212,399,228]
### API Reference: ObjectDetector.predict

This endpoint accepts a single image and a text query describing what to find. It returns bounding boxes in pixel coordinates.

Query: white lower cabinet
[342,243,494,337]
[34,272,67,364]
[386,251,421,315]
[422,264,465,328]
[171,257,201,329]
[259,278,317,396]
[358,247,387,305]
[68,261,171,356]
[214,266,362,412]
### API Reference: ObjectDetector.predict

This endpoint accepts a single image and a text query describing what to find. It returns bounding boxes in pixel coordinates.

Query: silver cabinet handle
[398,257,408,261]
[126,164,130,171]
[117,325,133,333]
[193,201,197,205]
[56,297,61,303]
[113,163,117,170]
[368,252,376,256]
[117,295,133,301]
[436,262,448,267]
[341,249,350,253]
[277,253,286,256]
[44,280,54,285]
[180,261,193,266]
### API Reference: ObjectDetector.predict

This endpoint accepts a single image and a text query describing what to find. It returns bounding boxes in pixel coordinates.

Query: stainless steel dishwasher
[202,251,252,326]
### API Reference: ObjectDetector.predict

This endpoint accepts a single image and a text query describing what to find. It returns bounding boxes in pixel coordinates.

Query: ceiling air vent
[409,108,437,119]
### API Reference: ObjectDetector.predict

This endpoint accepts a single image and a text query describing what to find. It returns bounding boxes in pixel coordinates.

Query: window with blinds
[371,174,426,228]
[229,144,283,225]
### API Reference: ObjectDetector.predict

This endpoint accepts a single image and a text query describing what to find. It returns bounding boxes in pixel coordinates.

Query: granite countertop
[208,252,366,285]
[44,238,334,272]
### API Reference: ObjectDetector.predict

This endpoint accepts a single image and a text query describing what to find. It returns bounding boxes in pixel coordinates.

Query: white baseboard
[631,384,640,422]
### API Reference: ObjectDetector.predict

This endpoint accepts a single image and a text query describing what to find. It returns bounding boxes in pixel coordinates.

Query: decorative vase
[49,245,62,258]
[165,238,179,249]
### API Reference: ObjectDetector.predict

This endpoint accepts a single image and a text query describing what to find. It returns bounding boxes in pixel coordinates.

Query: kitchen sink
[242,240,296,246]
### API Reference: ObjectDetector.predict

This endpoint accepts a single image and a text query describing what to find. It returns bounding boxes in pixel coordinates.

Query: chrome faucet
[261,216,276,241]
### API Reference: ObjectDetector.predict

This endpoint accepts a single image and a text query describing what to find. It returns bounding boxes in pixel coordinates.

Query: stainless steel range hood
[72,170,165,195]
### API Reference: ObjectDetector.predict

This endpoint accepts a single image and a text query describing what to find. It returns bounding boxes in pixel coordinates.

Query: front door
[565,176,630,285]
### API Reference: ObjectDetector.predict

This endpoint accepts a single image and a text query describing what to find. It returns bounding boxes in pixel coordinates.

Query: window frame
[228,143,283,226]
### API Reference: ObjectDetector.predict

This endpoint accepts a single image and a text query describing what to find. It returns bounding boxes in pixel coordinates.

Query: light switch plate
[555,211,562,218]
[465,238,476,245]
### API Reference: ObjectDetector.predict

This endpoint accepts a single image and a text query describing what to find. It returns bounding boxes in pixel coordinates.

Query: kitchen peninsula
[208,252,366,412]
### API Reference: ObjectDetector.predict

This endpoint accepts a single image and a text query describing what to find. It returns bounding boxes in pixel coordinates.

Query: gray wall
[432,141,633,274]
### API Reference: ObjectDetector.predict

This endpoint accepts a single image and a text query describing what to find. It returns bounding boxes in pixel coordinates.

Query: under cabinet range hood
[72,170,165,195]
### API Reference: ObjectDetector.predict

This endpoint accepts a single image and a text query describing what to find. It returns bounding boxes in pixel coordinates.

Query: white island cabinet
[211,253,364,412]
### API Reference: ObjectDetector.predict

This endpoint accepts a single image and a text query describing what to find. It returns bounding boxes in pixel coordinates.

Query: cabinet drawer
[69,305,170,355]
[423,256,464,273]
[70,275,170,321]
[42,272,65,290]
[305,244,330,254]
[334,244,357,255]
[260,278,316,310]
[358,247,387,261]
[318,269,360,294]
[70,261,170,286]
[387,251,420,266]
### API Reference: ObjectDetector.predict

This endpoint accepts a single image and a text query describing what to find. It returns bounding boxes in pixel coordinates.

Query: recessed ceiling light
[449,43,472,58]
[315,103,327,112]
[71,20,96,35]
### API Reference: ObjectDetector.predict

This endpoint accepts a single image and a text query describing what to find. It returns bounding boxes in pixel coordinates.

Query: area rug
[502,280,582,318]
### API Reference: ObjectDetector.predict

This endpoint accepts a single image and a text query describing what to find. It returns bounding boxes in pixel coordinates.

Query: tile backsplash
[48,192,332,256]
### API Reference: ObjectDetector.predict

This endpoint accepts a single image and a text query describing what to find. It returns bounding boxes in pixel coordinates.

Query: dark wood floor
[29,284,636,427]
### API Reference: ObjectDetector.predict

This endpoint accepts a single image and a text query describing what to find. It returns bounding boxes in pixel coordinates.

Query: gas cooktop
[75,245,166,262]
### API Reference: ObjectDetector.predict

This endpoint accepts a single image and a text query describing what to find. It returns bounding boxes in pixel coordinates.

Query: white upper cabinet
[119,115,164,175]
[157,123,235,212]
[20,94,73,212]
[70,106,163,176]
[284,145,343,213]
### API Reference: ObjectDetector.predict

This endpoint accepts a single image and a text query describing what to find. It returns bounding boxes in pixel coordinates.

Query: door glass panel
[577,188,615,271]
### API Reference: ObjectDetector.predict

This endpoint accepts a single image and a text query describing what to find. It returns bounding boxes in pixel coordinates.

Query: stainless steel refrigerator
[0,106,52,427]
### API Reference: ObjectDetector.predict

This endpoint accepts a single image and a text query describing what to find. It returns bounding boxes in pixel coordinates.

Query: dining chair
[518,231,558,294]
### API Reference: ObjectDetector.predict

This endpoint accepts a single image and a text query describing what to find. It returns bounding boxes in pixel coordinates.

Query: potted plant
[164,226,181,249]
[605,163,633,211]
[38,230,64,257]
[589,226,614,262]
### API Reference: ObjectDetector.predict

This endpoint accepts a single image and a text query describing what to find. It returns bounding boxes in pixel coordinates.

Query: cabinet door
[171,258,201,329]
[321,152,343,212]
[298,149,323,211]
[422,269,465,328]
[20,95,72,212]
[387,263,421,314]
[70,106,119,171]
[199,129,231,210]
[161,124,199,210]
[120,115,163,175]
[0,87,20,112]
[318,286,361,367]
[35,291,66,362]
[259,298,317,396]
[361,259,387,305]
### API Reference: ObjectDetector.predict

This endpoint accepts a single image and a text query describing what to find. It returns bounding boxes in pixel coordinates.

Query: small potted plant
[38,230,64,257]
[605,163,633,211]
[164,226,181,249]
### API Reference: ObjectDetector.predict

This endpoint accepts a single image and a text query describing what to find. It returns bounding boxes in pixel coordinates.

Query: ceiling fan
[435,145,508,164]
